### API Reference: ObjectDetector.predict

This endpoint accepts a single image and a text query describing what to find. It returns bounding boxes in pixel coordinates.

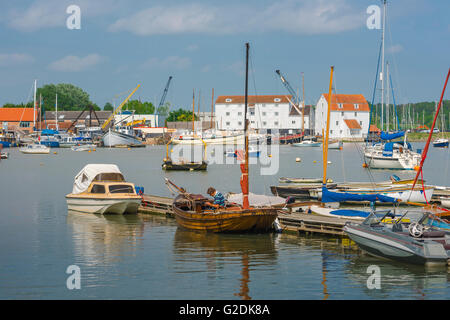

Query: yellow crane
[102,84,141,130]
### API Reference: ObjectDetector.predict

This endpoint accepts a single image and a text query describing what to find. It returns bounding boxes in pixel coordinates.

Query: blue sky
[0,0,449,111]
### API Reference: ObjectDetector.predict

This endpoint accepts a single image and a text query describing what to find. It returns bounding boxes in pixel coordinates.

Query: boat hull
[173,201,277,233]
[433,141,449,148]
[66,196,141,214]
[344,225,449,266]
[102,130,142,147]
[162,160,207,171]
[291,142,321,147]
[172,134,245,145]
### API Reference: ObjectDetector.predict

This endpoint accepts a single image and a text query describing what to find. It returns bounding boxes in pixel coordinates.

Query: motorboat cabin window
[93,173,125,182]
[362,212,381,226]
[108,185,134,194]
[91,184,106,194]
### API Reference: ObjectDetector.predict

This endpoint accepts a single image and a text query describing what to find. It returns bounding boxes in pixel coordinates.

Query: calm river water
[0,142,449,299]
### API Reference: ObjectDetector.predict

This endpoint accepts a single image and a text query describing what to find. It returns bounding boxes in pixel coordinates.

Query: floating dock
[138,194,354,237]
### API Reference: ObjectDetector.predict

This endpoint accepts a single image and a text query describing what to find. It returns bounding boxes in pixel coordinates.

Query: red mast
[411,68,450,194]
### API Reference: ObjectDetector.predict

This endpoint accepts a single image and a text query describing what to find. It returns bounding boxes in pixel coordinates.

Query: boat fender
[273,218,282,233]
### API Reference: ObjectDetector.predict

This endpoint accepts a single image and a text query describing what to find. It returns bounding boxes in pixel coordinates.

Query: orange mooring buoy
[362,163,368,168]
[414,166,420,171]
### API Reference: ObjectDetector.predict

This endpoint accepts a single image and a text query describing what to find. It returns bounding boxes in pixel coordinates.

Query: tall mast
[33,79,37,131]
[302,72,305,135]
[243,43,250,209]
[55,93,58,131]
[386,61,390,132]
[323,66,334,186]
[210,88,214,129]
[380,0,386,131]
[192,89,195,133]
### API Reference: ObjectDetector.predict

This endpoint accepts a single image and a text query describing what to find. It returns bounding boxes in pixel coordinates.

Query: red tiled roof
[344,119,362,130]
[216,95,292,104]
[322,94,369,112]
[369,124,380,133]
[0,107,38,122]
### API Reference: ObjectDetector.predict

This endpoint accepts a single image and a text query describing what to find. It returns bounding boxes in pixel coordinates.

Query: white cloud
[5,0,119,32]
[108,0,364,36]
[143,56,191,70]
[48,54,103,72]
[0,53,34,67]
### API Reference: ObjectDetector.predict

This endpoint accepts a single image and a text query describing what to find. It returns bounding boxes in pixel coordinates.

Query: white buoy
[295,157,301,162]
[327,161,332,164]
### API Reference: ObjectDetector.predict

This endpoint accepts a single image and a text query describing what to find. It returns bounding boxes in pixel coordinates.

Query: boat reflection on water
[345,253,449,299]
[66,210,144,264]
[172,229,278,300]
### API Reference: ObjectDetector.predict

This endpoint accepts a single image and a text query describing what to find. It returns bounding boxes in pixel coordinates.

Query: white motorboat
[440,197,450,208]
[71,144,96,152]
[327,140,343,149]
[433,138,449,148]
[19,144,50,154]
[1,151,8,159]
[291,139,321,147]
[66,164,142,214]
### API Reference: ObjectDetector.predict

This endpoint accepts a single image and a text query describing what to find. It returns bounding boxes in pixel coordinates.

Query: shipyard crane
[275,69,305,134]
[101,84,141,131]
[157,76,172,112]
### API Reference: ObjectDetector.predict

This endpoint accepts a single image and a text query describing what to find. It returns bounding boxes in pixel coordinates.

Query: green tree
[121,99,155,114]
[167,108,197,122]
[36,83,91,111]
[103,102,114,111]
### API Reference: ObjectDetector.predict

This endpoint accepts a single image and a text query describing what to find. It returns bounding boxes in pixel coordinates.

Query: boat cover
[227,192,285,207]
[380,131,404,140]
[72,164,123,194]
[41,129,59,135]
[322,187,398,203]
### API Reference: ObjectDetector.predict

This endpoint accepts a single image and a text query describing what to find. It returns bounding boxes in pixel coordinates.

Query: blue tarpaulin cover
[41,129,59,135]
[380,131,405,140]
[322,186,398,203]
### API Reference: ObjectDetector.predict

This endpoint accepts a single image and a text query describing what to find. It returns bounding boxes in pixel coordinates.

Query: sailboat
[166,43,278,232]
[310,67,402,220]
[363,0,421,170]
[344,68,450,266]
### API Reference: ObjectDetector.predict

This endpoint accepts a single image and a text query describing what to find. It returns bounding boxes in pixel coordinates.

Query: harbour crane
[275,69,306,134]
[157,76,172,112]
[101,84,141,131]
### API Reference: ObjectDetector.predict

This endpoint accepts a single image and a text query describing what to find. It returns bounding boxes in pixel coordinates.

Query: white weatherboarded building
[314,94,370,139]
[215,95,312,133]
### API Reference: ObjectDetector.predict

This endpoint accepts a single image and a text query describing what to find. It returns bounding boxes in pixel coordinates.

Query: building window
[262,121,267,126]
[292,120,296,124]
[238,112,242,116]
[20,122,30,128]
[274,104,279,107]
[251,121,255,124]
[274,121,279,126]
[336,121,339,126]
[226,121,230,126]
[340,130,343,134]
[341,112,344,116]
[275,112,279,116]
[238,121,242,126]
[226,112,230,116]
[338,103,343,109]
[274,98,281,102]
[354,104,359,109]
[250,111,255,116]
[330,130,333,134]
[225,98,232,102]
[354,112,357,117]
[262,112,266,116]
[261,104,266,108]
[360,121,362,126]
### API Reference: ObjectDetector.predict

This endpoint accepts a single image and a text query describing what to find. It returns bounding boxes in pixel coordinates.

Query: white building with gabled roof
[314,93,370,139]
[215,95,313,133]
